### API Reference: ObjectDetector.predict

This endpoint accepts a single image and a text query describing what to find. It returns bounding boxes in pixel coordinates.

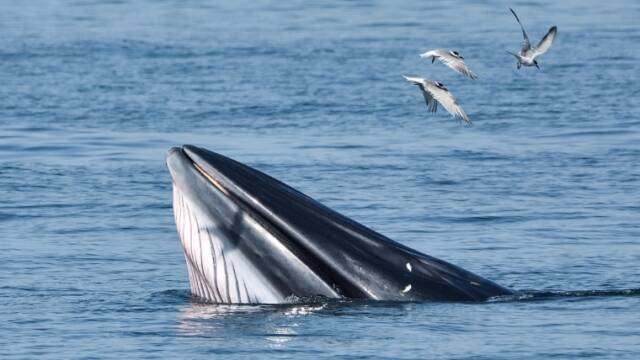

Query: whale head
[166,145,512,304]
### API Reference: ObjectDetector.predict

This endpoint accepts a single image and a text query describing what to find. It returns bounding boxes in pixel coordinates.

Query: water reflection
[177,301,328,347]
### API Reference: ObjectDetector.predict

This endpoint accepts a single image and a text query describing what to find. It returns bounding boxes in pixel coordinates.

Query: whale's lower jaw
[174,186,280,304]
[174,185,338,304]
[167,145,513,304]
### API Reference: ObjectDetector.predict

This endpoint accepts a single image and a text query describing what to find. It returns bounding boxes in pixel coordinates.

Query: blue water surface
[1,0,639,358]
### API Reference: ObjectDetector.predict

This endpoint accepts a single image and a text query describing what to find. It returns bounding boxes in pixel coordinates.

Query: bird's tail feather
[402,75,422,84]
[505,50,519,58]
[419,51,433,59]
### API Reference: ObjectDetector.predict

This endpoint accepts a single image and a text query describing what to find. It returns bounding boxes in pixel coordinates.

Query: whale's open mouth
[166,145,512,304]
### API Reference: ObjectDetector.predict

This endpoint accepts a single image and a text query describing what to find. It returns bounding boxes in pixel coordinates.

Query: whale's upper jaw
[166,145,513,304]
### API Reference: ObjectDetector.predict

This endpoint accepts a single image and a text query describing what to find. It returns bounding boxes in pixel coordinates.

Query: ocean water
[1,0,639,358]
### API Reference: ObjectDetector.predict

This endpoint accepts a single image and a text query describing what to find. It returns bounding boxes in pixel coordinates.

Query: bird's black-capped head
[434,81,448,91]
[449,50,463,59]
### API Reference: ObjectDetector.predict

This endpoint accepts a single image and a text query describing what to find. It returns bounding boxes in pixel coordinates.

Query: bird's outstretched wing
[419,85,438,113]
[420,49,478,79]
[531,26,557,58]
[404,76,438,112]
[509,8,530,52]
[436,50,478,79]
[424,81,471,124]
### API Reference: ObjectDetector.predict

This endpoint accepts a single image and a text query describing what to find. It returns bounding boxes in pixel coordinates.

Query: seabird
[420,49,478,79]
[403,75,471,124]
[507,8,557,69]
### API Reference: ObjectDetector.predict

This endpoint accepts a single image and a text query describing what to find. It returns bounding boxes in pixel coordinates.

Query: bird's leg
[517,62,521,69]
[431,57,435,64]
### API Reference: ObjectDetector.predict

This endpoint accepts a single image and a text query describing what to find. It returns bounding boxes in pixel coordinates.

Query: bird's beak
[460,56,464,59]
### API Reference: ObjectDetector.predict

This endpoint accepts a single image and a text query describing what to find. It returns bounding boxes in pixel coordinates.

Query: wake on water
[487,288,640,303]
[153,288,640,306]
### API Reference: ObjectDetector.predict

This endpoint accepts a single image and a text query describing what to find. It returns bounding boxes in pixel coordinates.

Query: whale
[166,145,513,304]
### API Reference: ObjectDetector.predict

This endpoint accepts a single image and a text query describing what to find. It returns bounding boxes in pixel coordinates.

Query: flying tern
[507,8,557,69]
[403,75,471,124]
[420,49,478,79]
